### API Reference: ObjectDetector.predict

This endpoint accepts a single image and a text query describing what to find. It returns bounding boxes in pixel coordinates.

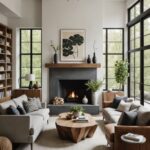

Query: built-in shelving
[0,23,12,102]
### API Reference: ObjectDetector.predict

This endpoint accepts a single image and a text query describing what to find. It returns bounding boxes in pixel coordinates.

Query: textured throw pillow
[118,111,137,125]
[116,100,132,112]
[17,105,26,114]
[23,100,39,113]
[130,102,141,111]
[7,105,20,115]
[136,106,150,125]
[28,97,42,109]
[111,96,128,109]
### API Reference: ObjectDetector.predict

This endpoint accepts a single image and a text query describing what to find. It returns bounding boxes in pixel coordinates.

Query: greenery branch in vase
[114,60,128,90]
[50,40,59,63]
[85,80,103,105]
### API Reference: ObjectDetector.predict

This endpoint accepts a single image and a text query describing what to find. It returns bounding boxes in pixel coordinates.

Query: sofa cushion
[7,105,20,115]
[17,105,26,114]
[137,106,150,125]
[118,111,137,125]
[28,108,49,121]
[111,96,127,109]
[103,107,122,123]
[116,101,132,112]
[13,95,28,108]
[104,123,116,143]
[0,100,16,115]
[130,102,141,111]
[23,100,39,113]
[28,97,42,109]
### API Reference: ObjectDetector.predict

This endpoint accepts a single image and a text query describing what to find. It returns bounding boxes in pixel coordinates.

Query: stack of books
[73,115,89,123]
[123,133,144,142]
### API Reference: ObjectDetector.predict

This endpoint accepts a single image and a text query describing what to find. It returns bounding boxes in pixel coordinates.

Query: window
[128,0,150,105]
[103,28,124,90]
[20,29,42,88]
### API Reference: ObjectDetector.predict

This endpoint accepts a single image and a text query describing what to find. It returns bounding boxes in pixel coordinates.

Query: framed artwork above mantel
[60,29,86,62]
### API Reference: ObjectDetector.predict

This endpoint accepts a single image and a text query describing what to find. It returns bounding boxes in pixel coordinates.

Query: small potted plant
[70,106,84,118]
[50,40,59,64]
[85,80,103,105]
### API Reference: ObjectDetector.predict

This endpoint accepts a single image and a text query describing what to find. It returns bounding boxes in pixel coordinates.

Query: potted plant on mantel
[114,60,128,90]
[85,80,103,105]
[50,41,59,64]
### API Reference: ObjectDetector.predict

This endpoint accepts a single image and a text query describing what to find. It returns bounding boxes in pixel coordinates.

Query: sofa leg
[31,143,33,150]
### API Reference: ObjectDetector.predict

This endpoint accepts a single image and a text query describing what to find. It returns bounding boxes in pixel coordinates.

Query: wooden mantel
[45,63,101,69]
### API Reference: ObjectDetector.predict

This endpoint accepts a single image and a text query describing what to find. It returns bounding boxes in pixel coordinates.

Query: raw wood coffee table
[55,112,97,143]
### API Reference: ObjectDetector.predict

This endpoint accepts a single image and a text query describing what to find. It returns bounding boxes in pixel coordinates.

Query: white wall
[0,0,22,17]
[0,12,8,25]
[102,0,126,28]
[42,0,103,102]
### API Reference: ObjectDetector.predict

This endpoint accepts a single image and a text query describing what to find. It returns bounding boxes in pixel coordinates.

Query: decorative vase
[92,52,96,63]
[82,95,88,104]
[92,91,99,105]
[73,111,82,118]
[54,53,58,64]
[87,55,91,63]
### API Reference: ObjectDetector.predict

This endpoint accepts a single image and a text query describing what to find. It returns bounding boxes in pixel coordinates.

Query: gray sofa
[0,95,50,150]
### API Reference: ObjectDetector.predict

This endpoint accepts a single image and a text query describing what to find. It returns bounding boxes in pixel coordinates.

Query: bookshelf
[0,23,12,103]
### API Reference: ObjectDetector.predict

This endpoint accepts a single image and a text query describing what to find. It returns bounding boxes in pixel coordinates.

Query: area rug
[16,116,109,150]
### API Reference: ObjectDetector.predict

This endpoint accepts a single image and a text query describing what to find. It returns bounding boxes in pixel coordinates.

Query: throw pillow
[130,102,141,111]
[136,106,150,125]
[111,96,128,109]
[118,111,137,125]
[116,100,132,112]
[28,97,42,109]
[23,100,39,113]
[17,105,26,114]
[7,105,20,115]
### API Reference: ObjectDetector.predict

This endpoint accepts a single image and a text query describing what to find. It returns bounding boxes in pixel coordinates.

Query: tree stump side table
[0,137,12,150]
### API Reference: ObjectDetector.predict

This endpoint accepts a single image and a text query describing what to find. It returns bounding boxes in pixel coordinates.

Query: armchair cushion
[118,111,137,125]
[116,101,132,112]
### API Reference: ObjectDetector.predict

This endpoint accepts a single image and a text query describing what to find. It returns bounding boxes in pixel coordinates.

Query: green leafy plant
[85,80,103,92]
[115,60,128,90]
[50,41,59,53]
[70,106,84,113]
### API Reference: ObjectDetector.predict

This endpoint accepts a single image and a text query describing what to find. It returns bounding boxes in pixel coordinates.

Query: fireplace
[59,80,91,104]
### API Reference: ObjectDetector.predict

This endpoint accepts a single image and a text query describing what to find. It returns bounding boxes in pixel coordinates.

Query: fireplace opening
[59,80,92,104]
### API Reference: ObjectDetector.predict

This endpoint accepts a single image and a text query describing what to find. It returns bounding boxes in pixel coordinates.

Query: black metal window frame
[103,28,124,91]
[128,0,150,105]
[20,28,42,88]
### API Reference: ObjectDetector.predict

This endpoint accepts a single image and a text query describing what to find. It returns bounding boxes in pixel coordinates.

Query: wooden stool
[0,137,12,150]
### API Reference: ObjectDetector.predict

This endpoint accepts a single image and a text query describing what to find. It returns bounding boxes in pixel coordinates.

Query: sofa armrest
[0,115,32,143]
[114,125,150,150]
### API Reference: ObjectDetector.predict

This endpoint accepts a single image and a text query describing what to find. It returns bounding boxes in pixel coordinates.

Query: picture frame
[60,29,86,62]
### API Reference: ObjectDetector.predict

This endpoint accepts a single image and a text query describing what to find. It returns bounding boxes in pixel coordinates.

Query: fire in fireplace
[59,80,92,104]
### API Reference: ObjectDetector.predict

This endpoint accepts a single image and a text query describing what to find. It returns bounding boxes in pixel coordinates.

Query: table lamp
[25,74,35,89]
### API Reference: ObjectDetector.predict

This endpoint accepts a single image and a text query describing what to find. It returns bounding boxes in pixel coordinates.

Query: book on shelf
[6,90,11,97]
[0,91,4,99]
[123,133,144,142]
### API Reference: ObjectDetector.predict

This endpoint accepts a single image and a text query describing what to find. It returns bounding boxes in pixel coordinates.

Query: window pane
[32,43,41,53]
[21,43,30,53]
[108,30,122,42]
[144,0,150,11]
[32,30,41,42]
[108,68,115,78]
[21,68,30,78]
[135,52,140,67]
[130,53,134,67]
[135,67,140,83]
[21,79,29,87]
[108,79,118,90]
[144,18,150,46]
[144,50,150,66]
[108,42,122,53]
[135,3,140,18]
[21,55,31,68]
[32,55,41,67]
[135,83,140,97]
[21,30,30,42]
[144,67,150,85]
[130,82,134,97]
[108,55,122,67]
[130,8,135,21]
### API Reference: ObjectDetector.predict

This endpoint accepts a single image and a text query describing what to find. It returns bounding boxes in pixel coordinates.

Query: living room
[0,0,150,150]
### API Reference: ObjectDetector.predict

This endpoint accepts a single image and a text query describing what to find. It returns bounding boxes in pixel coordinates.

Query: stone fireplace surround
[46,63,100,115]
